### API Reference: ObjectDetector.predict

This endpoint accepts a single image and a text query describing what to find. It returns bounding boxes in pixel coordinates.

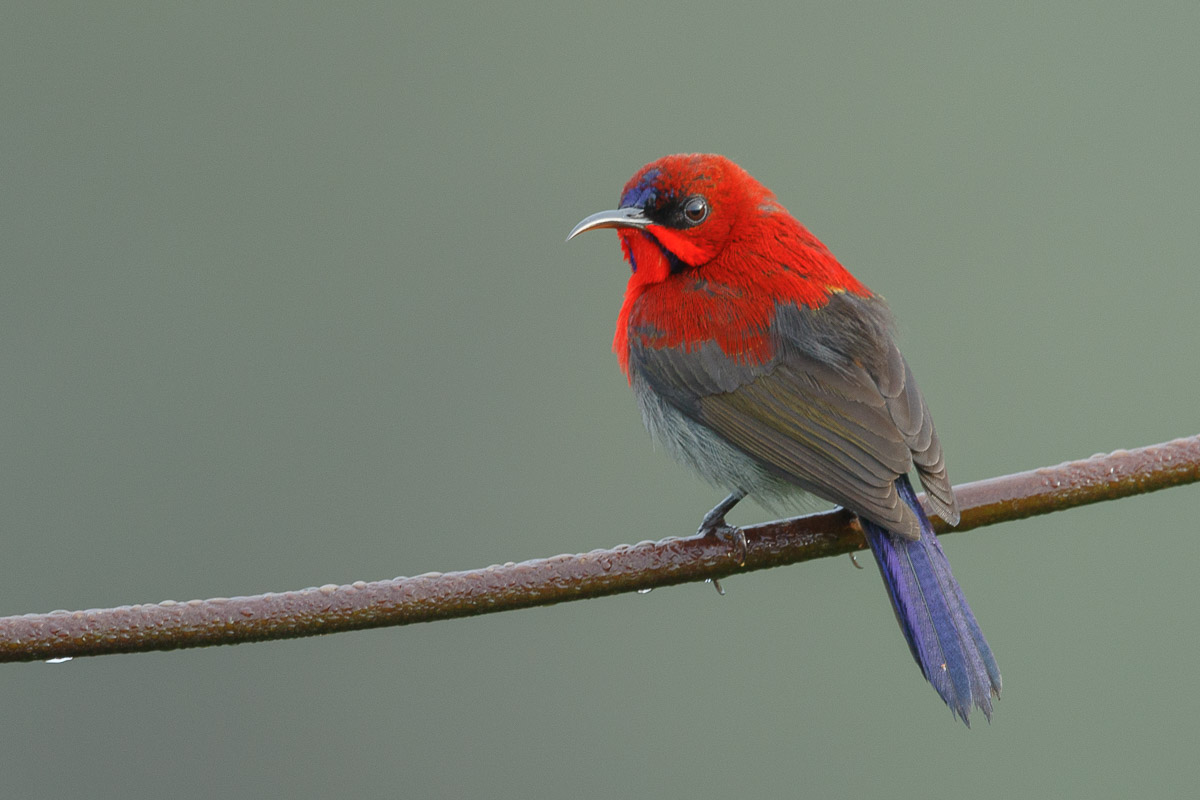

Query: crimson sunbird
[568,153,1001,725]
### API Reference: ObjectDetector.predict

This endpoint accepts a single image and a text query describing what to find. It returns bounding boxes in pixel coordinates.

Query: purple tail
[861,477,1001,725]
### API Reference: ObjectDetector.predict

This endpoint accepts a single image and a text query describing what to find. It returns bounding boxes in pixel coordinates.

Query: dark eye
[682,195,709,225]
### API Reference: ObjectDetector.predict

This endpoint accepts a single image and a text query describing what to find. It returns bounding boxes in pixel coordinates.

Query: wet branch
[1,435,1196,664]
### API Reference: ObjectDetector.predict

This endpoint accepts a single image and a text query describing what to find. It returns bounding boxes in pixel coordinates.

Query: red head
[569,154,868,375]
[569,154,770,285]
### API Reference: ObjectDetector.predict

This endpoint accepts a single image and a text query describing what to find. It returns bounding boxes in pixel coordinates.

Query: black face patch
[642,193,710,230]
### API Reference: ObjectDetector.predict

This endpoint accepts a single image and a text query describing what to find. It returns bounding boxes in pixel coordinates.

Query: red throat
[613,213,868,379]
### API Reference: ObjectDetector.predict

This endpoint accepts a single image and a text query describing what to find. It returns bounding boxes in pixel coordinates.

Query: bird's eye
[682,196,709,225]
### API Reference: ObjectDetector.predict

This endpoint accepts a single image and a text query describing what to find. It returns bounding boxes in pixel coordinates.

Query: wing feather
[628,293,959,536]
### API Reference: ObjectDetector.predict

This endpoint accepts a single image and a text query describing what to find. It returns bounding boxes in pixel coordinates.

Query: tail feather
[862,476,1001,725]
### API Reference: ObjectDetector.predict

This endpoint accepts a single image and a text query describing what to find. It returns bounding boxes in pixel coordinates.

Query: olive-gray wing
[630,335,957,538]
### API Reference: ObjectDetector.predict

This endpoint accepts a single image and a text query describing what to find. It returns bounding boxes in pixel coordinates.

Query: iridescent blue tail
[861,477,1001,725]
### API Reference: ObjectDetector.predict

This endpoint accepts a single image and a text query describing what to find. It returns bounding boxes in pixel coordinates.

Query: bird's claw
[696,491,748,571]
[699,519,747,567]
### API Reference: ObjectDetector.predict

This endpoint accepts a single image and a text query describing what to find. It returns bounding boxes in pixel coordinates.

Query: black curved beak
[566,206,650,242]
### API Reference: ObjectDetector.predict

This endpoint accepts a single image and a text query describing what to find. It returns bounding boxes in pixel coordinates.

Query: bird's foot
[697,491,748,566]
[699,518,747,567]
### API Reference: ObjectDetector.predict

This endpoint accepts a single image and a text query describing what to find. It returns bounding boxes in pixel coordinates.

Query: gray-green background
[4,4,1198,797]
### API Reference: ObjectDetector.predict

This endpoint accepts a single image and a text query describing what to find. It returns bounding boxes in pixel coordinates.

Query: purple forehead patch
[620,168,661,208]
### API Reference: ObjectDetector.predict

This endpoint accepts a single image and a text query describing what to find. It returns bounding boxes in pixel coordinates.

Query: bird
[567,153,1000,725]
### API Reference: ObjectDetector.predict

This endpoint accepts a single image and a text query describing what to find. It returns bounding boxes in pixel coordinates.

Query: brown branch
[1,435,1196,664]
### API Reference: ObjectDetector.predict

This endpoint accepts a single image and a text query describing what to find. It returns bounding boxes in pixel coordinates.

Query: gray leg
[697,490,748,566]
[698,491,746,534]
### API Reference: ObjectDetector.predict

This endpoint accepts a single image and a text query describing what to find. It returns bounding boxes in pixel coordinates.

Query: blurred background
[3,3,1198,797]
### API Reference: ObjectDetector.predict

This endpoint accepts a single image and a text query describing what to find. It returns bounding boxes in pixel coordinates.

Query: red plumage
[611,155,866,377]
[569,153,1000,725]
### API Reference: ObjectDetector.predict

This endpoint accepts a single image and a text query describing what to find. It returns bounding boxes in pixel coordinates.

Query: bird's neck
[614,214,869,379]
